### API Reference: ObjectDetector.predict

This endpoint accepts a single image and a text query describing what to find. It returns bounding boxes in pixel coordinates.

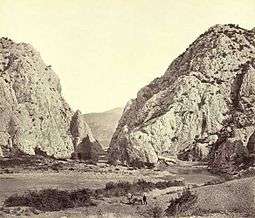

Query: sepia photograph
[0,0,255,217]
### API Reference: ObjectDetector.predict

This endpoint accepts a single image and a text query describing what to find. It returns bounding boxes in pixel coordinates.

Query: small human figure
[142,193,147,205]
[127,192,132,204]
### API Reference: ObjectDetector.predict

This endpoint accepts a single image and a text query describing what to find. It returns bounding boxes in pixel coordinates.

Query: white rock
[108,24,255,167]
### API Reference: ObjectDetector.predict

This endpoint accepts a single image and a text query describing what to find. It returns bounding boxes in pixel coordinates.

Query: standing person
[127,192,132,204]
[142,193,147,205]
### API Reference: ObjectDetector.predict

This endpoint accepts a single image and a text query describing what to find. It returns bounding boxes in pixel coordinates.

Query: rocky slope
[0,38,98,159]
[108,24,255,170]
[83,108,123,149]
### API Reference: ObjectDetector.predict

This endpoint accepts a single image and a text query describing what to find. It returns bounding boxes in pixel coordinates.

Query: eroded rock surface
[108,24,255,169]
[0,38,98,159]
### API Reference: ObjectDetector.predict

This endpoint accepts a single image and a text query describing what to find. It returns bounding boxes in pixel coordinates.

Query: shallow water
[160,164,220,185]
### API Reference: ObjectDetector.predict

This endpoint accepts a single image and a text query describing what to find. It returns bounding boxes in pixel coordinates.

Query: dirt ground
[0,157,254,217]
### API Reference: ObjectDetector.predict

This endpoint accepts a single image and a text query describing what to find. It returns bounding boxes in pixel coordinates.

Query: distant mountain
[83,108,123,149]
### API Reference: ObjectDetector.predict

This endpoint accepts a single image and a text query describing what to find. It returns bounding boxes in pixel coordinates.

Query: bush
[130,158,145,169]
[50,163,64,171]
[105,181,115,190]
[102,179,184,198]
[4,188,95,212]
[4,179,185,212]
[104,181,133,197]
[165,188,198,216]
[204,177,226,186]
[145,204,164,218]
[154,180,184,189]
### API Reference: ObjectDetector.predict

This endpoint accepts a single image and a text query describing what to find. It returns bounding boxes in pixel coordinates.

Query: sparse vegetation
[203,177,227,186]
[165,188,198,216]
[4,179,184,212]
[145,204,164,218]
[4,188,95,212]
[100,179,185,198]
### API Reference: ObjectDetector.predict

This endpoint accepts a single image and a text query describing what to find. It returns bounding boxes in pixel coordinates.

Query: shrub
[104,181,132,197]
[105,181,115,190]
[165,188,198,216]
[102,179,184,198]
[4,188,95,212]
[145,204,164,218]
[4,179,185,212]
[154,180,184,189]
[50,163,64,171]
[204,177,226,186]
[130,158,145,169]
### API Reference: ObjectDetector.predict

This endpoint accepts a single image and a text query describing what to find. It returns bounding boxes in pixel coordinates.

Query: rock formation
[0,37,99,159]
[75,136,104,162]
[108,24,255,170]
[70,110,103,159]
[83,108,123,149]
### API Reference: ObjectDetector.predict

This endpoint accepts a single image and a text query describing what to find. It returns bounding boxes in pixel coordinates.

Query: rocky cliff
[108,24,255,170]
[83,108,123,149]
[0,38,98,159]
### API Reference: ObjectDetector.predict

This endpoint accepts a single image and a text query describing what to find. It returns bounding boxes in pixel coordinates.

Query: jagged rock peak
[70,110,96,144]
[108,24,255,170]
[70,110,104,160]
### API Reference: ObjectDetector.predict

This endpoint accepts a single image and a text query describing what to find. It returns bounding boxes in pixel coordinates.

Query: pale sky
[0,0,255,113]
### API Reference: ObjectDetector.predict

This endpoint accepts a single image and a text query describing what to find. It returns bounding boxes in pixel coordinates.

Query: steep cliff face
[108,25,255,169]
[0,38,98,159]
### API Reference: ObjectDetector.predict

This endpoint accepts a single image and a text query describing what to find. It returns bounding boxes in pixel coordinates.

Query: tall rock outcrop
[0,37,98,159]
[70,110,103,160]
[108,24,255,170]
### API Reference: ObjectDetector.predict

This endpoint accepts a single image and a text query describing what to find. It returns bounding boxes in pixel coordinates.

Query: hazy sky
[0,0,255,113]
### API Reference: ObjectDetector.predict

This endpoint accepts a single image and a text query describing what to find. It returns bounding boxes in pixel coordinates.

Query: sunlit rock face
[108,24,255,169]
[0,37,74,158]
[0,38,102,158]
[0,38,99,159]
